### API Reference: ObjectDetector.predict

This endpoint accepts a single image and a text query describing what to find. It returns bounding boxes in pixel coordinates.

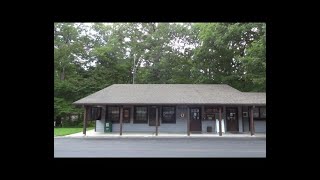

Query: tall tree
[193,23,266,91]
[54,22,266,123]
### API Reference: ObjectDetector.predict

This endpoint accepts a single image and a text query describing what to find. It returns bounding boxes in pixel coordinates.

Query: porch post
[156,107,158,136]
[250,106,255,136]
[83,105,88,135]
[187,106,190,136]
[219,106,222,136]
[120,106,123,136]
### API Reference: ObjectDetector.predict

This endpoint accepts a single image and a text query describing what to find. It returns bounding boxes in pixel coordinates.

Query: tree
[54,22,266,124]
[193,23,266,91]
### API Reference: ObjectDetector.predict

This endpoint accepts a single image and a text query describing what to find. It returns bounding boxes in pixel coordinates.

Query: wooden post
[250,106,255,136]
[187,107,190,136]
[83,106,87,135]
[156,107,158,136]
[120,106,123,136]
[219,107,222,136]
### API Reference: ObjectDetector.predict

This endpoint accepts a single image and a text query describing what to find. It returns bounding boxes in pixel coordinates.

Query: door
[226,107,239,132]
[149,106,159,126]
[190,107,201,132]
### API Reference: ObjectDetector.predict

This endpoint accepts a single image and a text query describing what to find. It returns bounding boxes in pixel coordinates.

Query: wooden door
[190,107,201,132]
[226,107,238,132]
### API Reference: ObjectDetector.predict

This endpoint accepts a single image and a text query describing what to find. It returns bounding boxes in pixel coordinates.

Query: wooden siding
[95,105,264,133]
[95,106,106,132]
[241,106,266,133]
[254,120,266,133]
[112,105,187,133]
[202,120,215,134]
[242,106,250,132]
[96,119,105,132]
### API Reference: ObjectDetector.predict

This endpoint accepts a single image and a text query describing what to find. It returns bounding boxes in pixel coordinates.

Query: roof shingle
[73,84,266,105]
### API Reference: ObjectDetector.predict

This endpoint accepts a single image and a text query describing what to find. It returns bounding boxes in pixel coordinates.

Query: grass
[54,127,94,136]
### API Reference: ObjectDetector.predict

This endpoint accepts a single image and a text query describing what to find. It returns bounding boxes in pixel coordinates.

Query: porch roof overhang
[74,103,266,106]
[73,84,266,106]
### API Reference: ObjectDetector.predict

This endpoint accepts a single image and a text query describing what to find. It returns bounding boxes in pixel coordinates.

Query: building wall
[242,120,266,133]
[202,120,215,134]
[96,119,105,132]
[113,123,154,132]
[254,121,266,133]
[161,105,187,133]
[241,106,266,133]
[95,105,265,133]
[95,106,106,133]
[242,106,250,132]
[201,105,215,134]
[111,105,188,133]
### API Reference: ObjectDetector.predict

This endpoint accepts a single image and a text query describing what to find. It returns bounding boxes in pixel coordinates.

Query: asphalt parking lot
[54,137,266,157]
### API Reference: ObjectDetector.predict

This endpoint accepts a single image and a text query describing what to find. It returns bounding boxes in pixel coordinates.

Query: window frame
[249,106,266,120]
[107,106,120,123]
[91,107,102,120]
[204,106,223,120]
[161,106,176,124]
[134,106,148,124]
[259,107,266,119]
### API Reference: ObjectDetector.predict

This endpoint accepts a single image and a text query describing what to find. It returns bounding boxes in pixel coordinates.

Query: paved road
[54,137,266,157]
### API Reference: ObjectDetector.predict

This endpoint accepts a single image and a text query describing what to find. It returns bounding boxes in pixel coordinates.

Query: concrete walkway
[56,129,266,138]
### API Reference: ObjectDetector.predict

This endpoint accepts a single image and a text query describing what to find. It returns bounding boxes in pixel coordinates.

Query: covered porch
[80,104,265,136]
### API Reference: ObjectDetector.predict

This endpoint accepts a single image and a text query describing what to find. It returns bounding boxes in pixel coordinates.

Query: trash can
[105,121,112,132]
[207,126,212,132]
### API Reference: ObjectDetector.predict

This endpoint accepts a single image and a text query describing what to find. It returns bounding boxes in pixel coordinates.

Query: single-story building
[73,84,266,136]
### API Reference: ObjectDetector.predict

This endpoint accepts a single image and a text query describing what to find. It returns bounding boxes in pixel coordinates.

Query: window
[260,107,266,118]
[91,107,101,120]
[123,108,130,123]
[243,112,248,117]
[204,106,222,120]
[162,106,176,123]
[253,108,260,118]
[249,106,266,119]
[107,106,120,123]
[134,106,148,123]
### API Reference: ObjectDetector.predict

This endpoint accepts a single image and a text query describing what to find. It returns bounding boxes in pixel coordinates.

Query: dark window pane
[134,107,148,123]
[253,107,259,118]
[162,107,175,123]
[108,107,119,123]
[204,106,221,120]
[260,107,266,118]
[91,107,101,120]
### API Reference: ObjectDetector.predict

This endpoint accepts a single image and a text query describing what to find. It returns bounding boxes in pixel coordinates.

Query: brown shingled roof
[73,84,266,105]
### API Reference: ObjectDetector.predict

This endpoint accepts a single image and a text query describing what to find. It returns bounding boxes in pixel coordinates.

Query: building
[73,84,266,136]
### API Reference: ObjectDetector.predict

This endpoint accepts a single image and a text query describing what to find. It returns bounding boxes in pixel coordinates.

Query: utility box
[207,126,212,132]
[105,121,112,132]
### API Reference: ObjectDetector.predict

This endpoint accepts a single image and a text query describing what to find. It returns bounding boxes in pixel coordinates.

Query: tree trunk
[60,67,65,81]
